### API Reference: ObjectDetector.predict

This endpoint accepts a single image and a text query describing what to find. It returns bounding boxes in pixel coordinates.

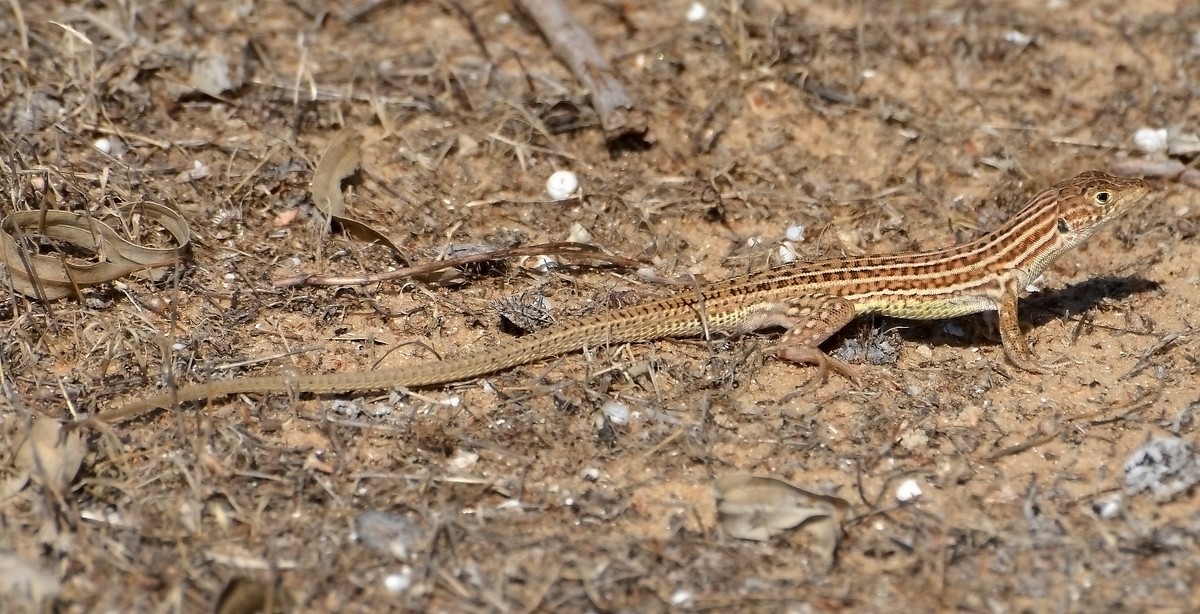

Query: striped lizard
[105,171,1150,422]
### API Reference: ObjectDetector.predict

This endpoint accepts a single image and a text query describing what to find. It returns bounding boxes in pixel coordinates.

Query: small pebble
[1003,30,1032,45]
[1094,495,1122,519]
[384,568,413,593]
[546,170,579,200]
[685,2,706,22]
[895,478,923,502]
[670,588,695,606]
[1133,127,1170,153]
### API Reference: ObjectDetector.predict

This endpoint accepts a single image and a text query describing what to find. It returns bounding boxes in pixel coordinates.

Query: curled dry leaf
[0,202,190,300]
[10,417,86,496]
[214,577,293,614]
[311,128,401,253]
[714,474,848,565]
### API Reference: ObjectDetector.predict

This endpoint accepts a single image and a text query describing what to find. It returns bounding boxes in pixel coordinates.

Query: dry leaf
[12,418,86,495]
[714,474,848,566]
[0,203,190,300]
[214,577,292,614]
[311,129,401,253]
[311,128,362,222]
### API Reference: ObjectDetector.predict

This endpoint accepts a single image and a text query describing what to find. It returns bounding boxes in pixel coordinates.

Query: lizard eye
[1057,218,1071,234]
[1094,191,1111,205]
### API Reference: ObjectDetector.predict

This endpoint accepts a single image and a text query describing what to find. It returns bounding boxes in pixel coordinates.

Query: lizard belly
[855,294,997,321]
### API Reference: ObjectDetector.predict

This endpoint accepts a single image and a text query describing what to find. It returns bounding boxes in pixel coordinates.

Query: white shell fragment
[546,170,579,200]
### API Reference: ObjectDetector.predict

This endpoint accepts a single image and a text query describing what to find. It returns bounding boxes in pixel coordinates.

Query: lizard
[102,170,1150,423]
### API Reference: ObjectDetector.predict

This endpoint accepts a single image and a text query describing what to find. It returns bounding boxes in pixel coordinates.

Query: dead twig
[514,0,647,140]
[272,241,644,288]
[1109,159,1200,188]
[1120,332,1181,381]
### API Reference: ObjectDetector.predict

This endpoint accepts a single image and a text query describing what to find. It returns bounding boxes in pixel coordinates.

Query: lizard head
[1050,170,1151,251]
[1003,170,1151,283]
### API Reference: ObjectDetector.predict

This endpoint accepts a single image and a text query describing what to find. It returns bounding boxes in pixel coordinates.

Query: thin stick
[272,241,644,288]
[515,0,647,139]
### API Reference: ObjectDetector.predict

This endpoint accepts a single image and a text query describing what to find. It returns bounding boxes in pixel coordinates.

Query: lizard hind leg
[740,295,860,388]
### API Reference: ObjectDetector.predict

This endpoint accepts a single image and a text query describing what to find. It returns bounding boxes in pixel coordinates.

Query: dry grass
[2,0,1199,611]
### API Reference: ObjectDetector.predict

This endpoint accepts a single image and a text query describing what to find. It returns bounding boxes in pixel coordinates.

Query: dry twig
[515,0,647,139]
[273,241,643,288]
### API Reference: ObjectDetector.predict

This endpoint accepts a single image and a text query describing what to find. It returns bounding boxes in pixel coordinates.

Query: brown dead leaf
[214,576,292,614]
[714,474,848,566]
[311,128,401,253]
[12,417,86,496]
[0,202,190,300]
[311,128,361,222]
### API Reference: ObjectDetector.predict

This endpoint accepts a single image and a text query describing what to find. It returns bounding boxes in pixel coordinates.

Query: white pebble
[685,2,706,22]
[785,225,806,242]
[93,138,112,154]
[546,170,579,200]
[1003,30,1032,46]
[601,401,631,425]
[895,478,923,502]
[1133,127,1170,153]
[670,588,695,606]
[1095,495,1122,519]
[383,568,413,593]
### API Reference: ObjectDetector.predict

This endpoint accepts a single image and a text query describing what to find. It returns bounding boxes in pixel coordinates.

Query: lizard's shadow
[850,275,1160,354]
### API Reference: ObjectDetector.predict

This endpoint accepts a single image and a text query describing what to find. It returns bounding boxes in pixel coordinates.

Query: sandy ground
[2,0,1199,611]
